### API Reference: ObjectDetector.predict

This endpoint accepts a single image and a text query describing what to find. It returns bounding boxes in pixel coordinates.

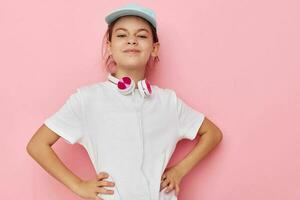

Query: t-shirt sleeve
[44,88,84,145]
[174,92,205,140]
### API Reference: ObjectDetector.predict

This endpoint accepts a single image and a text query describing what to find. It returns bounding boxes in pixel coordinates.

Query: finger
[161,174,166,181]
[97,172,109,179]
[160,182,169,192]
[97,172,109,180]
[160,178,170,191]
[97,180,115,187]
[96,187,115,195]
[165,181,174,193]
[161,178,170,187]
[159,181,166,192]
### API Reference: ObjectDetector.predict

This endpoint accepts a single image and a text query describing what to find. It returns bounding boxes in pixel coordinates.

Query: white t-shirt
[44,79,205,200]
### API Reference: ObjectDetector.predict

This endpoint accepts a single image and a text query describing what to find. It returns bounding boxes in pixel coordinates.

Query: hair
[101,16,160,79]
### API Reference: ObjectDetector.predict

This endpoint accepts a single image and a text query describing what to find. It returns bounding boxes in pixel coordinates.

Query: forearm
[174,131,222,177]
[27,144,82,193]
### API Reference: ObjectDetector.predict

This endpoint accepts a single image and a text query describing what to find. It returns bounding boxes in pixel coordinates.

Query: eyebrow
[114,27,150,33]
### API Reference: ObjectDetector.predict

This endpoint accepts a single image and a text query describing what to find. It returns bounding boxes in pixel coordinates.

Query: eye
[116,34,147,38]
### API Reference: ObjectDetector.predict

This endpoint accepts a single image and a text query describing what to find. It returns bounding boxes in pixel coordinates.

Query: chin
[120,60,146,67]
[118,62,145,70]
[123,64,142,70]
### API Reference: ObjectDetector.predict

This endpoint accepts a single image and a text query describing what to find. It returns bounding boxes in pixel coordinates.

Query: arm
[26,124,82,193]
[174,116,223,177]
[161,117,223,195]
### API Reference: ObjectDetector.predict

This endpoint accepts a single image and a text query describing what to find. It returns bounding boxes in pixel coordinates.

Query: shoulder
[152,84,177,100]
[77,82,102,93]
[73,81,105,101]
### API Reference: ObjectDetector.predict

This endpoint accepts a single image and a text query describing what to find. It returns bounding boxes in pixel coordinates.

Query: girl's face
[107,16,159,71]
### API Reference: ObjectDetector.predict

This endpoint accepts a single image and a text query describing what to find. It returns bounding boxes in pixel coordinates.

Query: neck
[112,68,146,89]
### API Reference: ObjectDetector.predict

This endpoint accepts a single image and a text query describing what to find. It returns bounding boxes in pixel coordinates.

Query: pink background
[1,0,299,199]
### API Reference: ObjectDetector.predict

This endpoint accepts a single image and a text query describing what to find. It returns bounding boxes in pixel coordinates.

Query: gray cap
[105,3,157,29]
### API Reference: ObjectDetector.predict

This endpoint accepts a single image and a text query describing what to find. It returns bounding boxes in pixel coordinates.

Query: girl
[27,3,223,200]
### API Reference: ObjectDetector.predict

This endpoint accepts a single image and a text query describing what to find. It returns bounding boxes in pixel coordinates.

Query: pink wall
[1,0,299,199]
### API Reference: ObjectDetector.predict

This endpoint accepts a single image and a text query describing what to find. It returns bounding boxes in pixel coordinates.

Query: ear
[106,40,112,55]
[151,42,160,57]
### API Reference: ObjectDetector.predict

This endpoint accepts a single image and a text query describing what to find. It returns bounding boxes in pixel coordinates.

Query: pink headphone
[108,73,152,98]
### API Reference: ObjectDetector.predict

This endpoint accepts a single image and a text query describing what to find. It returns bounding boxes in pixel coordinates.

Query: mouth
[123,50,141,55]
[123,48,141,53]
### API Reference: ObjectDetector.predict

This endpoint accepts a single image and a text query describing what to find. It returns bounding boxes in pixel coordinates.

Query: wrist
[174,164,188,178]
[69,179,83,193]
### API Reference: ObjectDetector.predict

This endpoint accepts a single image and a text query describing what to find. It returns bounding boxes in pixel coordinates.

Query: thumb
[175,184,180,196]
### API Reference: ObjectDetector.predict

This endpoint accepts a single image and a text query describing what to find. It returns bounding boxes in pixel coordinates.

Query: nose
[127,36,138,45]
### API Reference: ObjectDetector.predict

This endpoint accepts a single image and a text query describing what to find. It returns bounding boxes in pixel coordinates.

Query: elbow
[202,128,223,144]
[215,129,223,143]
[210,128,223,144]
[26,139,42,157]
[26,142,35,156]
[26,138,52,157]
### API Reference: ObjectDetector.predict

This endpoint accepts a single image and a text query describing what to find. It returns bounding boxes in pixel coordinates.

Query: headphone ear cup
[138,79,152,98]
[118,77,135,95]
[122,76,131,85]
[145,80,152,94]
[117,76,131,90]
[117,81,126,89]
